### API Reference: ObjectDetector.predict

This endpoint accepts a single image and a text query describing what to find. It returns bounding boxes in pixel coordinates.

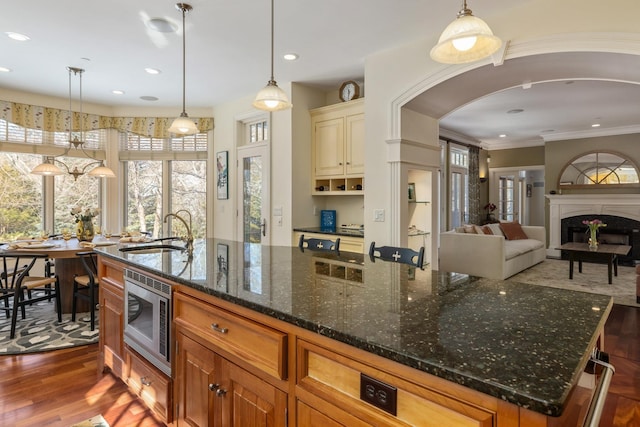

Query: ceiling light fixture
[5,32,30,41]
[31,67,116,180]
[430,0,501,64]
[168,3,198,135]
[144,67,161,75]
[283,53,298,61]
[253,0,292,111]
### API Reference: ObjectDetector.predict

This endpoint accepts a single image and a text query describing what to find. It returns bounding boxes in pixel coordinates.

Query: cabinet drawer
[297,340,493,427]
[126,347,171,423]
[174,292,287,380]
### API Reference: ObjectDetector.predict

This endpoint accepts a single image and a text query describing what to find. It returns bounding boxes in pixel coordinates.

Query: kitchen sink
[119,244,186,254]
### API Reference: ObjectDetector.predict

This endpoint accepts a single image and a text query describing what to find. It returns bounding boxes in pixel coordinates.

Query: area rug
[0,293,99,355]
[70,414,109,427]
[510,258,639,307]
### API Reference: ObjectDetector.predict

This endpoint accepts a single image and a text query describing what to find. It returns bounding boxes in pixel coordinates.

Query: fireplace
[547,194,640,265]
[561,214,640,265]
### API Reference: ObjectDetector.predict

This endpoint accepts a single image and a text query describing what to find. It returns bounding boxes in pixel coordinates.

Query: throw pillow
[487,223,504,237]
[481,225,493,235]
[473,225,485,235]
[500,221,529,240]
[463,225,476,234]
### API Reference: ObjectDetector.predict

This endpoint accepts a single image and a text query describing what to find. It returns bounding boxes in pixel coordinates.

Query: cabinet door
[101,279,125,378]
[314,118,345,177]
[219,358,287,427]
[175,332,217,427]
[345,113,364,175]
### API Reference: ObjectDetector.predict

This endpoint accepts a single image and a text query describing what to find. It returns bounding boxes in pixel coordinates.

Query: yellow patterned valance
[0,100,214,138]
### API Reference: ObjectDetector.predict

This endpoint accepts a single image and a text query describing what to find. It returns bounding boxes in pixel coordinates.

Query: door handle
[261,218,267,237]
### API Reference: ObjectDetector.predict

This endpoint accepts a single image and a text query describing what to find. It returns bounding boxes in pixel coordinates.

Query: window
[171,161,207,238]
[121,132,208,238]
[0,153,43,240]
[0,120,107,238]
[248,119,269,144]
[559,151,640,187]
[449,145,469,227]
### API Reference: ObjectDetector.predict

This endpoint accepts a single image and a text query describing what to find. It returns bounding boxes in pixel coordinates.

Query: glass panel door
[450,169,468,228]
[236,144,270,245]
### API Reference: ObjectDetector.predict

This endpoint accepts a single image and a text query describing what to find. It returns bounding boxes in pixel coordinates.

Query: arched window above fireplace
[558,151,640,188]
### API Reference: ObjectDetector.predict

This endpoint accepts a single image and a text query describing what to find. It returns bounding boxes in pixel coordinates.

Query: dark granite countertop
[294,226,365,237]
[97,238,612,416]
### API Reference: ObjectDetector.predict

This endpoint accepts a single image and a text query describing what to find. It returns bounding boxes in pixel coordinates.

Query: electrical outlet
[360,373,397,415]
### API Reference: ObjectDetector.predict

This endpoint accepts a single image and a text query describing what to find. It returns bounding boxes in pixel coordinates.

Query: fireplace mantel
[546,194,640,257]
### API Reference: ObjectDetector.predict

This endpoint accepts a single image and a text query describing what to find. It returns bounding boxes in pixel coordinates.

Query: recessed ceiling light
[0,67,11,72]
[5,32,30,41]
[146,18,178,33]
[499,134,507,138]
[591,123,601,128]
[140,96,158,101]
[507,109,524,114]
[283,53,299,61]
[112,90,125,95]
[144,68,161,75]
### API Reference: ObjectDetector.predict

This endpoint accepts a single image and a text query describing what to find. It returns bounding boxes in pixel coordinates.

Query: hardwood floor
[600,304,640,426]
[0,304,638,426]
[0,344,163,427]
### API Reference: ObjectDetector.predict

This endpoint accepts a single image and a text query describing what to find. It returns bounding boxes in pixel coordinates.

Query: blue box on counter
[320,210,336,231]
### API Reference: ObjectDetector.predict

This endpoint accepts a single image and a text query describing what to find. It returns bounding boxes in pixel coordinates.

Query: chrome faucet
[163,210,193,253]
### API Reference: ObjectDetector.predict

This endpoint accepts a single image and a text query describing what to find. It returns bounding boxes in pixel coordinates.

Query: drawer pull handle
[216,388,227,397]
[211,323,228,334]
[140,376,152,386]
[208,383,220,391]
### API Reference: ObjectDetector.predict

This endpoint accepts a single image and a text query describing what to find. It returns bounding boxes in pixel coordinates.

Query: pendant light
[253,0,292,111]
[430,0,502,64]
[32,67,115,180]
[168,3,198,135]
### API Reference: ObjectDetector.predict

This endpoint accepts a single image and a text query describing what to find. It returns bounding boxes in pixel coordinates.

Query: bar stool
[72,251,99,331]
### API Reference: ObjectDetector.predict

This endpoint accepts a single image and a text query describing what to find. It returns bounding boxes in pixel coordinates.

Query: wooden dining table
[12,237,117,313]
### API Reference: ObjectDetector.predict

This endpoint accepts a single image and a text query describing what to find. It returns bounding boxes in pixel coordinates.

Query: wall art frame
[216,151,228,200]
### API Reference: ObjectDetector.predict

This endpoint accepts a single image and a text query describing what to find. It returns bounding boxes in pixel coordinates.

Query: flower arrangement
[583,219,606,249]
[71,207,100,223]
[582,219,606,233]
[484,202,496,213]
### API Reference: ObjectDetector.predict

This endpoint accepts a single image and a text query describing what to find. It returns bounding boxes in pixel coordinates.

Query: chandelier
[31,67,115,180]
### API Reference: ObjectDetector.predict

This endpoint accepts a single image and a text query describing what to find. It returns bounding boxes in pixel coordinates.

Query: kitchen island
[96,239,612,426]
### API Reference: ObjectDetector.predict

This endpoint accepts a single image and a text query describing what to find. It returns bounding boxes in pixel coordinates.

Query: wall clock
[339,80,360,102]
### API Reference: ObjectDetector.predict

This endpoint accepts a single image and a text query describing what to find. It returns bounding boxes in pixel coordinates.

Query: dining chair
[72,251,99,331]
[368,242,425,269]
[298,234,341,253]
[0,252,62,339]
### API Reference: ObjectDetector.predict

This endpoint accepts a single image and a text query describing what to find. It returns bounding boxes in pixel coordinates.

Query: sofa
[439,222,546,280]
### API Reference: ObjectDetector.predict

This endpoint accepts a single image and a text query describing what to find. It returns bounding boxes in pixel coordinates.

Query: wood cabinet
[173,291,288,426]
[311,99,364,195]
[98,257,125,379]
[98,257,173,424]
[126,347,172,422]
[296,339,494,427]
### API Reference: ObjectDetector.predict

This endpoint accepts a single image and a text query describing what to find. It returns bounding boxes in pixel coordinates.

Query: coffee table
[557,242,631,284]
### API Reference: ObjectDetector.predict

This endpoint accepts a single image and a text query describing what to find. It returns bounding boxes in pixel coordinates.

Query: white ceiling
[2,0,639,149]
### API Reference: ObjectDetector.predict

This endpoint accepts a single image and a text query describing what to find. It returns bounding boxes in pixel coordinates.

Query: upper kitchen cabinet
[311,99,364,195]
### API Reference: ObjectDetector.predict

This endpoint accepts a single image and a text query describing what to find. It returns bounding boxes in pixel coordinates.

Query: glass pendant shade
[88,164,116,178]
[253,80,292,111]
[31,162,64,176]
[168,113,198,135]
[430,9,502,64]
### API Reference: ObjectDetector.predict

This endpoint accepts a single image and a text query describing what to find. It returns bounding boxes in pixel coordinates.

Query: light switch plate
[373,209,385,222]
